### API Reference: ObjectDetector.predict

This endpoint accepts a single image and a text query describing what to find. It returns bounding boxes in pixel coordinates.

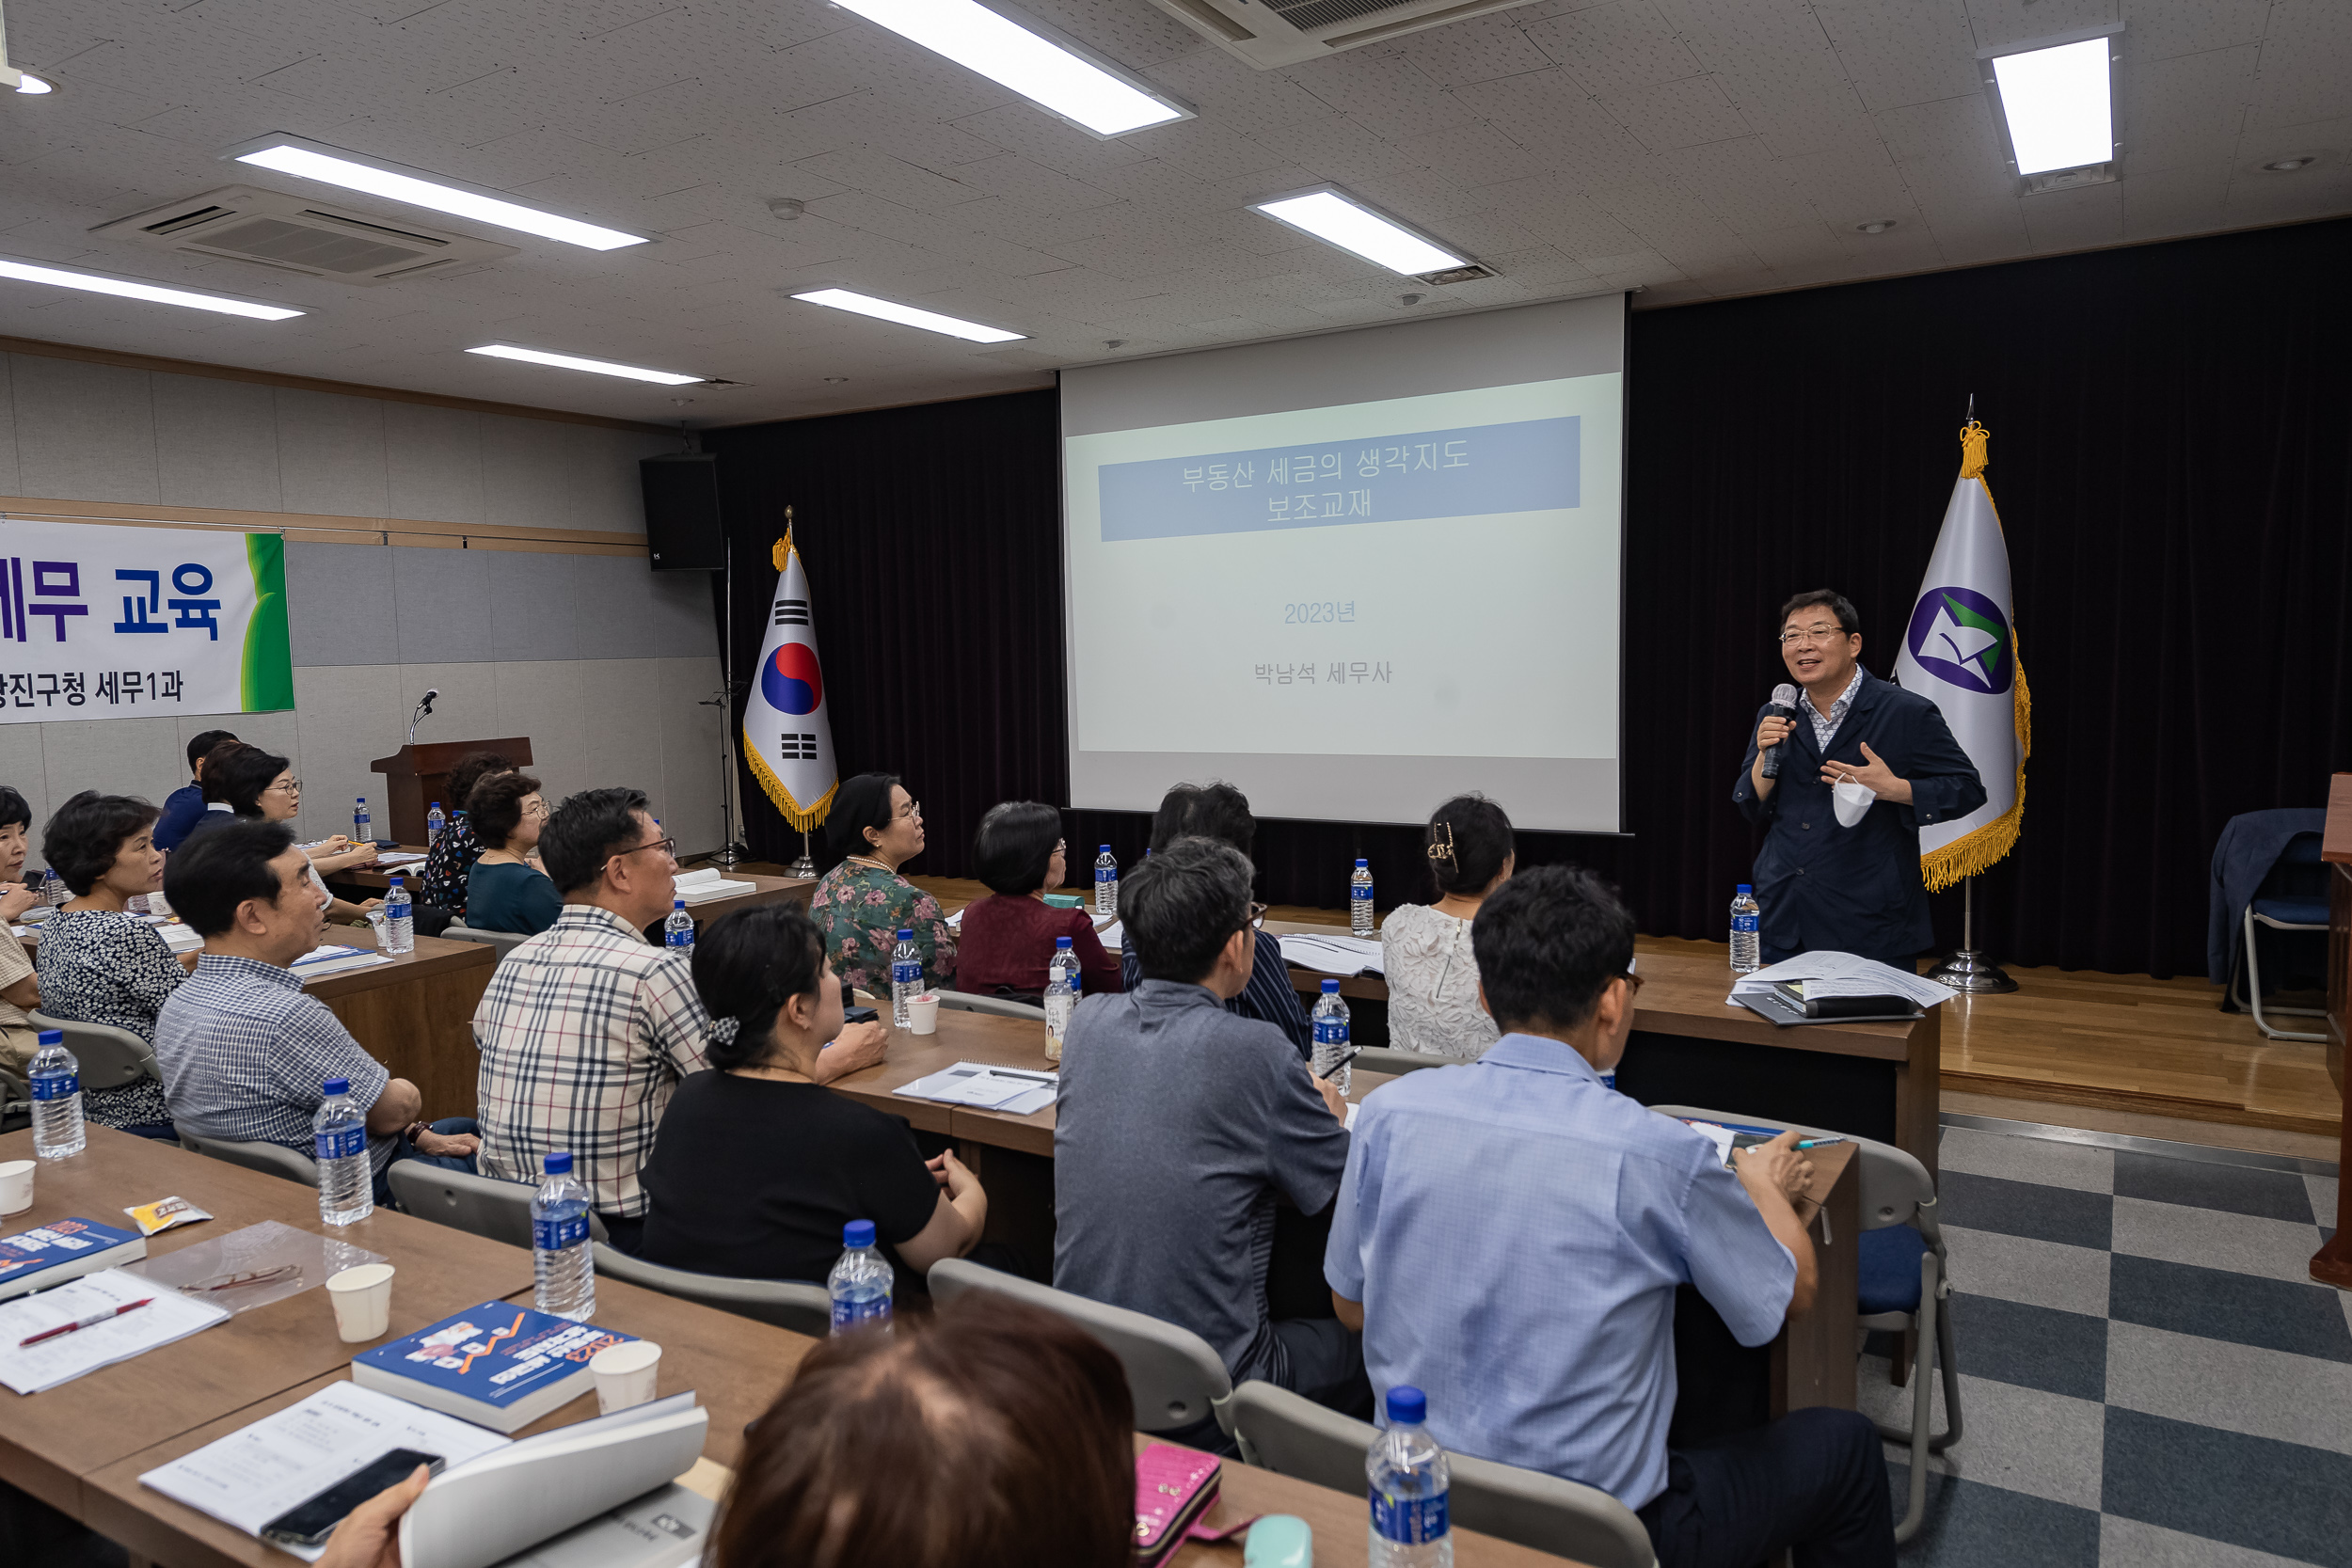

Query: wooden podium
[2313,772,2352,1291]
[368,737,532,846]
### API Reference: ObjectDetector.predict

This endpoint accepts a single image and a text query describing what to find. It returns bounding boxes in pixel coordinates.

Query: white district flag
[1893,420,2029,891]
[742,531,837,831]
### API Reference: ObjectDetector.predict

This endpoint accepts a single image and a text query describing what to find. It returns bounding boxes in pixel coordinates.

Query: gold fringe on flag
[1959,419,1990,479]
[743,520,838,832]
[1917,464,2029,892]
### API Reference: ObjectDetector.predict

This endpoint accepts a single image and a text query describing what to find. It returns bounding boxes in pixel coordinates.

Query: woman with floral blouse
[810,773,956,994]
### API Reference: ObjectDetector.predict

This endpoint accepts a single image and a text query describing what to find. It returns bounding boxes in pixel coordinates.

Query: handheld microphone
[1760,683,1799,779]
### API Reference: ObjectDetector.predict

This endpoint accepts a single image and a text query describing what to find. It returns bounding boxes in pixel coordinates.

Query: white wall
[0,349,729,857]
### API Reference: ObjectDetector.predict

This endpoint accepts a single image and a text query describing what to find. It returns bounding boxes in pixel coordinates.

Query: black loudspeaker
[641,453,724,571]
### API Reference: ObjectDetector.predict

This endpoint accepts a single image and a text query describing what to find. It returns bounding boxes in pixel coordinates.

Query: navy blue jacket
[1732,670,1985,963]
[152,783,208,852]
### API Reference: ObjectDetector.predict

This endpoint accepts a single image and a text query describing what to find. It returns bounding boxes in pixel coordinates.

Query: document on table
[373,851,428,866]
[0,1269,229,1394]
[894,1062,1058,1117]
[1277,932,1385,976]
[140,1381,510,1556]
[1726,951,1955,1009]
[292,944,392,979]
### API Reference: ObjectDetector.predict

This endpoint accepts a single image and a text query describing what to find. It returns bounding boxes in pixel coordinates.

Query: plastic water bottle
[40,866,62,908]
[353,795,371,843]
[1093,846,1118,914]
[312,1077,373,1224]
[1729,883,1761,974]
[28,1030,86,1161]
[425,800,446,848]
[1044,938,1077,1062]
[532,1151,596,1321]
[1368,1386,1453,1568]
[1311,979,1352,1096]
[663,898,694,951]
[382,876,414,954]
[890,929,919,1028]
[1350,859,1375,938]
[828,1219,892,1334]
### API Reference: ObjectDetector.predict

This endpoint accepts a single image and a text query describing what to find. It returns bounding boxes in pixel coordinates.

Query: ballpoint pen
[19,1298,153,1348]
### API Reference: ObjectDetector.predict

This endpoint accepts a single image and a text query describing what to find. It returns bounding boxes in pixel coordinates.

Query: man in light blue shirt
[1326,865,1892,1568]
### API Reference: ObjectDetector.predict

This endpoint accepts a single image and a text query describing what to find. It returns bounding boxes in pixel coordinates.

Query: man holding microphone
[1733,591,1985,968]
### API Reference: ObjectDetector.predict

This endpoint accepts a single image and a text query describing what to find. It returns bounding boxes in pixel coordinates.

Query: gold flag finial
[1959,420,1990,480]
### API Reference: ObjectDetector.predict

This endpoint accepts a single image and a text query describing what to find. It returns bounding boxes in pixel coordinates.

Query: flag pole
[1925,877,2016,991]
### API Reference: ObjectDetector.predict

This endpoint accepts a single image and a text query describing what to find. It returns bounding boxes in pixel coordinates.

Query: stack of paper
[293,944,392,979]
[1726,952,1957,1009]
[1277,932,1385,976]
[0,1268,229,1393]
[673,868,755,905]
[895,1062,1057,1117]
[1096,917,1123,949]
[374,850,428,866]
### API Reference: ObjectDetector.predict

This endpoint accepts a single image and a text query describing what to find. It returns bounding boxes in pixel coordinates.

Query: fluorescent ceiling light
[1251,190,1466,277]
[0,257,301,320]
[790,288,1025,343]
[467,344,702,385]
[230,139,647,250]
[13,72,53,94]
[834,0,1186,137]
[1991,39,2113,175]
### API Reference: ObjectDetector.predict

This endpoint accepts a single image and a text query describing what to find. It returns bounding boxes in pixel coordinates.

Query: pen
[1314,1047,1361,1082]
[20,1298,152,1348]
[1793,1137,1845,1149]
[983,1068,1058,1085]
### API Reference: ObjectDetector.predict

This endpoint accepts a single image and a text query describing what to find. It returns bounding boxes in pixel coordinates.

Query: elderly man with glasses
[1733,589,1985,969]
[470,786,884,1251]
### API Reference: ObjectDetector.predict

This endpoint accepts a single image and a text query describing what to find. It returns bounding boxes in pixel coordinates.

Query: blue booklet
[0,1218,147,1302]
[351,1302,639,1433]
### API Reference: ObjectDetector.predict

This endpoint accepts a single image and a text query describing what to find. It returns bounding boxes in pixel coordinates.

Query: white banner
[742,531,836,831]
[0,519,294,723]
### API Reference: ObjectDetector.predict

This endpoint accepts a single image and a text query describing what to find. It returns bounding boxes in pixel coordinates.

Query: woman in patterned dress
[809,773,956,994]
[1379,793,1517,1060]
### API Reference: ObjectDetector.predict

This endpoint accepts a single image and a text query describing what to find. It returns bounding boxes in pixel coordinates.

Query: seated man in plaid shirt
[471,787,887,1252]
[155,821,480,1201]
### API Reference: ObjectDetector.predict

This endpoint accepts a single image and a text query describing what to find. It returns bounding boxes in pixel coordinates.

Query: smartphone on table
[260,1448,443,1547]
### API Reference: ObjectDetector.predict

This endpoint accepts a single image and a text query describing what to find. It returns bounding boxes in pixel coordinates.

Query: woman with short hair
[951,801,1120,999]
[183,749,380,926]
[463,772,559,935]
[807,772,955,993]
[34,791,182,1135]
[1380,793,1517,1060]
[0,784,46,1074]
[418,750,514,915]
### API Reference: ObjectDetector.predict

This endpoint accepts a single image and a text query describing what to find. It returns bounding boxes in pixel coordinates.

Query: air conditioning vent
[1418,262,1497,285]
[1145,0,1540,67]
[2024,163,2117,195]
[90,185,516,285]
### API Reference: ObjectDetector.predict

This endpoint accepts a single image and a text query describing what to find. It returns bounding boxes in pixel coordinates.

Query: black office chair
[2229,831,2328,1042]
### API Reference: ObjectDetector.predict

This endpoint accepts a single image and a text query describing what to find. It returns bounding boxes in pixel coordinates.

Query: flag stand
[787,829,815,881]
[1924,878,2016,992]
[706,530,751,870]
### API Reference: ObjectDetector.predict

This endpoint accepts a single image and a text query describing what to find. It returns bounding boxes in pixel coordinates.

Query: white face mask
[1832,775,1876,828]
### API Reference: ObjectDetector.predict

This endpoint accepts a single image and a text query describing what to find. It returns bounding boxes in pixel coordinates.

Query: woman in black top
[638,903,988,1290]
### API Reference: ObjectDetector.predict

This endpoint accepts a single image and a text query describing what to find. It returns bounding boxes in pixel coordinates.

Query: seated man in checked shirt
[1325,865,1895,1568]
[470,787,886,1253]
[154,821,479,1202]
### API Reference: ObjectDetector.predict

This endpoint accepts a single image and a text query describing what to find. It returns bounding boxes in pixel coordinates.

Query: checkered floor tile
[1862,1120,2350,1565]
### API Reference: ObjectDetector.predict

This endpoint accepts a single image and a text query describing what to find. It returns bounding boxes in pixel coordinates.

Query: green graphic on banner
[242,532,294,711]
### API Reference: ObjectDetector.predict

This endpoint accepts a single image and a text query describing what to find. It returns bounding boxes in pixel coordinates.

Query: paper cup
[908,993,940,1035]
[592,1339,662,1413]
[0,1159,32,1215]
[326,1262,395,1341]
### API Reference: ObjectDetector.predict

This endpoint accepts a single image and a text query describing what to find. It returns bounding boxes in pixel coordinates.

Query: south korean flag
[743,531,837,830]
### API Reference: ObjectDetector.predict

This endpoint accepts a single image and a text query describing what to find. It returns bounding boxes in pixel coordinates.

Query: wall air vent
[89,185,516,284]
[1146,0,1541,68]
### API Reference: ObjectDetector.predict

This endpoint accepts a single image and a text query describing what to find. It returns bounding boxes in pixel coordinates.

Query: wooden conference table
[828,1007,1862,1421]
[343,849,815,928]
[5,1128,1581,1568]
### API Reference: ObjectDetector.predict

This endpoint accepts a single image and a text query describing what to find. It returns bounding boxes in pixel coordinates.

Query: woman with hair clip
[637,902,985,1292]
[1380,793,1517,1060]
[807,771,956,994]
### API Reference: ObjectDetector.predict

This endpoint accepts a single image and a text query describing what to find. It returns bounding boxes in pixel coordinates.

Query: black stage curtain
[704,217,2352,977]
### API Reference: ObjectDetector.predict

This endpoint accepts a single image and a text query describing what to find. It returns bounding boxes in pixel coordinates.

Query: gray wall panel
[11,356,159,503]
[152,372,281,512]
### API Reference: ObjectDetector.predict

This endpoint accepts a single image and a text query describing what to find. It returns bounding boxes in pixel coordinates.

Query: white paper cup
[0,1159,32,1215]
[908,993,940,1035]
[592,1339,662,1413]
[326,1262,395,1341]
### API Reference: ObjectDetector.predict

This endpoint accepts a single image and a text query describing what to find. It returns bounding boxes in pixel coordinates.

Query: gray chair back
[389,1163,531,1246]
[25,1010,158,1091]
[931,990,1048,1022]
[440,922,532,956]
[929,1258,1233,1432]
[593,1243,831,1338]
[180,1130,319,1186]
[1353,1046,1452,1076]
[1228,1382,1657,1568]
[1645,1103,1931,1232]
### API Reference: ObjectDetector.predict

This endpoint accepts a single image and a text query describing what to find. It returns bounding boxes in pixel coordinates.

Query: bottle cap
[844,1218,876,1248]
[1387,1386,1427,1426]
[1737,883,1753,895]
[1056,936,1073,948]
[38,1029,60,1046]
[1321,978,1340,992]
[389,876,404,887]
[897,928,914,940]
[675,898,687,909]
[431,801,440,808]
[1100,844,1111,851]
[323,1077,349,1096]
[545,1150,573,1175]
[1356,858,1369,867]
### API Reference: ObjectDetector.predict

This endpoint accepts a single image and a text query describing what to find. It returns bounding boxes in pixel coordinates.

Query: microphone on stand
[1760,682,1799,779]
[418,688,438,715]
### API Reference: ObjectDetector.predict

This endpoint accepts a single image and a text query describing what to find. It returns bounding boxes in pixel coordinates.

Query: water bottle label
[313,1124,365,1160]
[666,928,693,948]
[1371,1490,1449,1544]
[30,1071,78,1101]
[891,960,920,987]
[1731,914,1758,933]
[1313,1018,1349,1047]
[831,1293,891,1331]
[1097,866,1115,883]
[533,1213,590,1251]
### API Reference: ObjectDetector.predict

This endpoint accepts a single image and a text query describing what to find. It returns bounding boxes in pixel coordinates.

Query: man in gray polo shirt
[1055,836,1359,1426]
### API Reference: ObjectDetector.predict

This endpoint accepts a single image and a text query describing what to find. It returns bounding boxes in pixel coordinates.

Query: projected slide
[1060,293,1626,831]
